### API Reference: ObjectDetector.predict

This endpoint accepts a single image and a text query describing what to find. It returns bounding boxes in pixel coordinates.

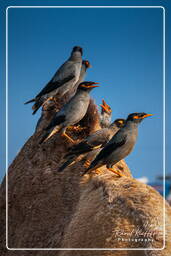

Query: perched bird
[75,60,92,87]
[24,46,83,114]
[83,113,153,176]
[69,60,92,100]
[35,59,91,132]
[100,100,112,128]
[58,118,125,172]
[39,81,99,144]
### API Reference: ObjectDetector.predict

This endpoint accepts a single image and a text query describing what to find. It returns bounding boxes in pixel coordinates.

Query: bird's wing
[83,129,110,148]
[92,134,127,163]
[36,74,75,98]
[46,114,66,130]
[68,129,110,156]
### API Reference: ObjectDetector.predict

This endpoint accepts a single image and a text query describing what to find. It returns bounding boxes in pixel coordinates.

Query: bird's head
[78,81,99,91]
[72,46,83,56]
[82,60,92,69]
[127,113,153,123]
[112,118,126,128]
[100,100,112,114]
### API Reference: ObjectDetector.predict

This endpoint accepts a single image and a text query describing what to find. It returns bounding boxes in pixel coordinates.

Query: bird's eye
[133,115,140,119]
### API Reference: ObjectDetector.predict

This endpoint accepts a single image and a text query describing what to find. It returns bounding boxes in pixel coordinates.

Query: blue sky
[0,0,171,182]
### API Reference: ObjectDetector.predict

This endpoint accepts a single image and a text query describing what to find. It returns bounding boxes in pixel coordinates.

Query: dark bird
[83,113,153,176]
[58,118,125,172]
[24,46,83,114]
[100,99,112,128]
[39,81,99,144]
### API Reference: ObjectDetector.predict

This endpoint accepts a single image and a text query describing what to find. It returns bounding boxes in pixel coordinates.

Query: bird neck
[125,120,139,130]
[76,88,90,95]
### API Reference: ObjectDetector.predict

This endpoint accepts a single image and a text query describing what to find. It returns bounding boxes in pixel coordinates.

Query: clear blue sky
[0,0,171,182]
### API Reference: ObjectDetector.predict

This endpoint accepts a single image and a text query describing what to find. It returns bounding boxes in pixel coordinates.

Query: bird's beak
[100,104,109,112]
[100,100,111,113]
[87,82,99,88]
[142,114,153,119]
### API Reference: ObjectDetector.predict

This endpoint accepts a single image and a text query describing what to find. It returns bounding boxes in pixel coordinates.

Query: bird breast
[64,92,90,125]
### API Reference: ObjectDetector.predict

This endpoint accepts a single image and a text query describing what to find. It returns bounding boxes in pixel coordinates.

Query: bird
[75,60,92,87]
[100,99,112,128]
[58,118,125,172]
[35,59,91,132]
[83,112,153,176]
[39,81,99,144]
[24,46,83,114]
[68,60,92,100]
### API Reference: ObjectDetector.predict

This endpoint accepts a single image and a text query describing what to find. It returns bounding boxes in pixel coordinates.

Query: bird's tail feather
[65,143,93,158]
[32,99,44,115]
[24,98,35,104]
[82,162,104,176]
[58,156,76,172]
[39,131,51,144]
[39,126,61,144]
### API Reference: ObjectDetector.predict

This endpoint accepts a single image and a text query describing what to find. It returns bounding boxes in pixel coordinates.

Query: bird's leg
[61,131,75,143]
[42,96,57,108]
[107,168,126,177]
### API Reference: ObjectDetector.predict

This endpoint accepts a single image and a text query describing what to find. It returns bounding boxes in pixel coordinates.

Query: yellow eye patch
[133,115,140,119]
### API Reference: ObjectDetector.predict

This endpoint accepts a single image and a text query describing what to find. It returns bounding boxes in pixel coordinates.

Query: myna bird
[24,46,83,114]
[69,60,92,99]
[100,99,112,128]
[83,113,153,176]
[76,60,91,87]
[39,81,99,144]
[58,118,125,172]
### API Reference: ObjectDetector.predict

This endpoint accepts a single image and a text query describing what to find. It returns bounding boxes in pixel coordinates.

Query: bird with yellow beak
[100,99,112,128]
[83,112,153,176]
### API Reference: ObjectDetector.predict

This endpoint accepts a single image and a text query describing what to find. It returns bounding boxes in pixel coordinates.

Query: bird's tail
[39,126,61,144]
[24,97,44,115]
[32,98,44,115]
[58,156,76,172]
[82,161,103,176]
[24,98,35,104]
[64,143,93,159]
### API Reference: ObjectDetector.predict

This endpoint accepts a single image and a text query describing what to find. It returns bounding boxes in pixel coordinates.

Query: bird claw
[108,168,126,177]
[42,97,57,108]
[67,125,86,132]
[83,160,91,168]
[61,132,75,143]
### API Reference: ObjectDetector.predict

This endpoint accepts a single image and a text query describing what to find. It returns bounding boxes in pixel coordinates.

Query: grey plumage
[39,81,99,144]
[69,60,91,99]
[58,118,125,172]
[84,113,153,176]
[75,60,91,88]
[25,46,83,114]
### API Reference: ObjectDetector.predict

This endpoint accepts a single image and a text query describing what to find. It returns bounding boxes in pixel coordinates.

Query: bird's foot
[67,125,87,132]
[83,160,91,168]
[61,132,75,143]
[108,168,126,177]
[93,168,102,175]
[42,97,57,108]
